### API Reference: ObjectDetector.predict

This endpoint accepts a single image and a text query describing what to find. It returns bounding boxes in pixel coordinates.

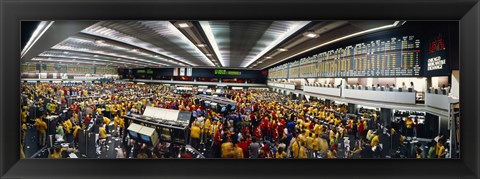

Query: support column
[380,108,393,157]
[380,108,393,131]
[348,103,358,114]
[325,99,332,106]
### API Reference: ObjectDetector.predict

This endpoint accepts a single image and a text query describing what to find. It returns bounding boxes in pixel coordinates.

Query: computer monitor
[140,134,151,143]
[129,130,138,139]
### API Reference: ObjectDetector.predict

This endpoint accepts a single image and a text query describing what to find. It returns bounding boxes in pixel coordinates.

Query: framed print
[1,0,479,178]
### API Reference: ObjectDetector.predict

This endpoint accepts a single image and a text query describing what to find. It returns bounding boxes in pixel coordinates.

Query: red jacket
[273,128,279,140]
[238,141,249,158]
[358,123,365,136]
[214,131,222,146]
[254,127,262,139]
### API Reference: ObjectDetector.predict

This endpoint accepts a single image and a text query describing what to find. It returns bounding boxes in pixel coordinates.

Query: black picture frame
[1,0,479,179]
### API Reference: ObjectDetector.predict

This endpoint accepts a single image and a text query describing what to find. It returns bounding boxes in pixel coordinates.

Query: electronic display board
[269,35,421,78]
[214,69,242,76]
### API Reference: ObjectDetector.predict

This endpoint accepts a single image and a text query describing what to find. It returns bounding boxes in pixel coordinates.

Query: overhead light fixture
[303,31,319,38]
[178,22,190,28]
[241,21,311,67]
[63,51,69,54]
[131,48,139,52]
[258,61,263,63]
[206,53,213,56]
[197,44,207,47]
[265,56,272,59]
[199,21,225,67]
[277,48,288,52]
[94,55,99,57]
[95,39,105,44]
[153,55,158,57]
[21,21,54,58]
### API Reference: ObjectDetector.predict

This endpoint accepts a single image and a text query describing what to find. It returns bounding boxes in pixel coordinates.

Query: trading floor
[21,82,455,159]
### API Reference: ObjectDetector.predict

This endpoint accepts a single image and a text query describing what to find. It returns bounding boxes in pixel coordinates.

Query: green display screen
[214,69,241,76]
[146,69,154,74]
[137,69,146,74]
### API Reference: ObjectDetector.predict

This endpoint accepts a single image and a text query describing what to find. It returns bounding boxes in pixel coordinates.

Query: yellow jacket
[21,111,27,123]
[114,116,120,127]
[103,117,111,126]
[190,125,201,139]
[99,126,107,139]
[73,126,80,137]
[233,147,244,158]
[35,119,47,134]
[64,120,72,134]
[371,135,379,147]
[221,142,234,158]
[275,152,287,158]
[306,136,314,150]
[327,150,336,158]
[405,118,413,129]
[119,117,125,129]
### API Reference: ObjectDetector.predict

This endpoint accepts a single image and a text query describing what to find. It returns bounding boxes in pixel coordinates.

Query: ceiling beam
[21,21,98,63]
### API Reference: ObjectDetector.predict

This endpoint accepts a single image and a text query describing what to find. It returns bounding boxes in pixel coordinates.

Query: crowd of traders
[188,90,448,159]
[20,82,449,159]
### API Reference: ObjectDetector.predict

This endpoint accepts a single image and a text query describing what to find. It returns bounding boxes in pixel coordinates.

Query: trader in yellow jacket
[63,119,73,134]
[190,123,201,149]
[103,116,111,134]
[370,132,380,147]
[35,118,47,146]
[233,143,244,159]
[221,141,234,158]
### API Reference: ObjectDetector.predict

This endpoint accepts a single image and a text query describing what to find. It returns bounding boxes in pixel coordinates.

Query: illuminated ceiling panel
[23,21,401,69]
[51,37,171,66]
[81,21,214,67]
[241,21,310,67]
[200,21,309,67]
[200,21,230,67]
[38,50,157,67]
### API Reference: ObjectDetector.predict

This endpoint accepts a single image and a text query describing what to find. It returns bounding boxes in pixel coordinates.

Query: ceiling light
[265,57,272,59]
[21,21,54,58]
[94,55,99,57]
[277,48,288,52]
[206,54,213,56]
[258,61,263,63]
[303,31,319,38]
[131,48,139,52]
[178,23,190,28]
[197,44,207,47]
[153,55,158,57]
[199,21,225,67]
[63,51,69,54]
[241,21,311,67]
[95,39,105,44]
